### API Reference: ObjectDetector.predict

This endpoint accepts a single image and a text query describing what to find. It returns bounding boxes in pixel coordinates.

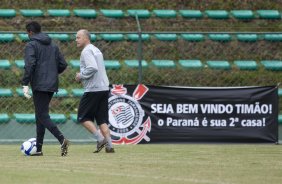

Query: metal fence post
[135,14,143,84]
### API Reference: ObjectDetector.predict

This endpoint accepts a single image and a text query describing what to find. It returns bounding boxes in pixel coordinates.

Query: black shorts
[77,90,109,125]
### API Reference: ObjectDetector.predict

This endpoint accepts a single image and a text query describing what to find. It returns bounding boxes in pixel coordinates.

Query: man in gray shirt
[75,29,114,153]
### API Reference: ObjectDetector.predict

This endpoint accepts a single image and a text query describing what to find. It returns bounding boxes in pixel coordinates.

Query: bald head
[76,29,91,48]
[78,29,91,40]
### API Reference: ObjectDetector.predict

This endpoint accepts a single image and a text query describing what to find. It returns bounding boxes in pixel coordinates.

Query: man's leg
[81,120,104,142]
[35,116,45,153]
[33,91,69,156]
[77,92,106,152]
[100,123,114,152]
[33,92,46,153]
[82,121,107,153]
[96,91,114,153]
[33,91,65,144]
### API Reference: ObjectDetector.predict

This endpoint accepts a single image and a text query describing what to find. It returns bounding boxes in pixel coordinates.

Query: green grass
[0,144,282,184]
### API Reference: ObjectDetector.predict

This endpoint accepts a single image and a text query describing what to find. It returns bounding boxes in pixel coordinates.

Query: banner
[108,85,278,144]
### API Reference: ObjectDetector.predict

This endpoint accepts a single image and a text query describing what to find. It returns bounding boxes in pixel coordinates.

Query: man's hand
[75,73,81,82]
[22,86,31,99]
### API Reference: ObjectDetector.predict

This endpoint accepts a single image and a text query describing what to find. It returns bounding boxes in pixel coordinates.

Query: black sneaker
[31,152,43,156]
[93,138,108,153]
[105,147,115,153]
[61,139,70,156]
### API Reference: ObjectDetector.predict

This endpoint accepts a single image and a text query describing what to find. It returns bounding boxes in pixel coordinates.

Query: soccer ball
[20,138,37,156]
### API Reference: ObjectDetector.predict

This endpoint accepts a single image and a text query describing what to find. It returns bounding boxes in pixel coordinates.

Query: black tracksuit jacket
[22,33,67,92]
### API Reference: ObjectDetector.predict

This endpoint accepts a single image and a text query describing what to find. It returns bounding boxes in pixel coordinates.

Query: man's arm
[22,43,36,86]
[79,50,98,80]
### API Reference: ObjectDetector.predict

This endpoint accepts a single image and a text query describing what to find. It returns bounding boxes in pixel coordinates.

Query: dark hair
[26,21,41,33]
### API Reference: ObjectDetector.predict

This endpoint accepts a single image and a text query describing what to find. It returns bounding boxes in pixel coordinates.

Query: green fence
[0,10,281,142]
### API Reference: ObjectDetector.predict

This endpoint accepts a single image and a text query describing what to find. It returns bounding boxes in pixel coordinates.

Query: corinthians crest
[108,84,151,144]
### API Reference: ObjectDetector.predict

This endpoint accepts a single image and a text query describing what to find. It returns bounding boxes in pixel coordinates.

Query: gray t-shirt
[80,44,109,92]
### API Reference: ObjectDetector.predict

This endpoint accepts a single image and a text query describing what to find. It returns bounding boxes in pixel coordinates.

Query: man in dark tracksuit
[22,21,69,156]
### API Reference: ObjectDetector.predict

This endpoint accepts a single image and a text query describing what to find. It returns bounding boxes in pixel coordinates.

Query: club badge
[108,84,151,144]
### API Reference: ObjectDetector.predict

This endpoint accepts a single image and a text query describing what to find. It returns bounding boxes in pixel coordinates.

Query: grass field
[0,144,282,184]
